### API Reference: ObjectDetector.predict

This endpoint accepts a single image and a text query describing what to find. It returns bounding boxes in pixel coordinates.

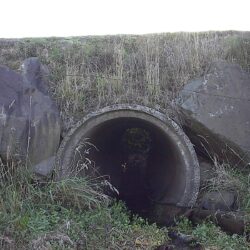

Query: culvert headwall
[56,105,200,212]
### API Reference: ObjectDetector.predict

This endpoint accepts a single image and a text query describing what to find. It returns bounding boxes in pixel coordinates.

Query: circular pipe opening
[56,105,200,219]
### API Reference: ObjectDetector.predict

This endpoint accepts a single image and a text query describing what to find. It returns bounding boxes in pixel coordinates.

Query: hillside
[0,31,250,249]
[1,31,249,131]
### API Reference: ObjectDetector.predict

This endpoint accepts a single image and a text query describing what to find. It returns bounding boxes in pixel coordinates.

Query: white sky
[1,0,249,38]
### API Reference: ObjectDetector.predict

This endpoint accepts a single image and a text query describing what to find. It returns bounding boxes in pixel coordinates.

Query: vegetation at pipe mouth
[188,157,250,249]
[0,158,249,249]
[0,160,169,249]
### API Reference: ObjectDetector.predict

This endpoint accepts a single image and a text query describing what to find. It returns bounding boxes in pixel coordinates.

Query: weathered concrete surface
[0,58,61,176]
[178,61,250,167]
[56,104,200,210]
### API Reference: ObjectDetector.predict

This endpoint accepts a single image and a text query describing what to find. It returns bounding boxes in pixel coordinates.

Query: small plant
[174,216,193,234]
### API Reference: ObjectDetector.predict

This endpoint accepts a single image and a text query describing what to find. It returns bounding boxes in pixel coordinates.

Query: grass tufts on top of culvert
[0,31,249,132]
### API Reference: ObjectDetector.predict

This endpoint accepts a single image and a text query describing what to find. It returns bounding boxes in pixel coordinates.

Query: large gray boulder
[178,61,250,167]
[0,58,61,176]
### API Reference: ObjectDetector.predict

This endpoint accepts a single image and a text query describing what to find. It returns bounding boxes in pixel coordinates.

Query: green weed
[175,217,250,250]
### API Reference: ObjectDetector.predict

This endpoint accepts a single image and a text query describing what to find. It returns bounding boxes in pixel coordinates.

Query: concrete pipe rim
[56,104,200,207]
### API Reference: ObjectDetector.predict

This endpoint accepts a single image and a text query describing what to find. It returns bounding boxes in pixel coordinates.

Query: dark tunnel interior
[74,117,187,217]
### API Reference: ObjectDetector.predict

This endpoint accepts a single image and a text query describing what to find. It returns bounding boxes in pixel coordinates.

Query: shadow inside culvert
[70,115,193,221]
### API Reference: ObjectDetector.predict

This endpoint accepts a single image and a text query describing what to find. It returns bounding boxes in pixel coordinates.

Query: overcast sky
[1,0,249,38]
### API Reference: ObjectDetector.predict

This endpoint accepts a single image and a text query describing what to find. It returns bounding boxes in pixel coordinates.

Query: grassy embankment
[1,31,249,131]
[0,31,250,249]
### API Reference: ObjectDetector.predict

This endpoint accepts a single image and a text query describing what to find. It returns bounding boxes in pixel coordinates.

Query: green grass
[0,163,168,249]
[0,161,249,249]
[174,217,249,250]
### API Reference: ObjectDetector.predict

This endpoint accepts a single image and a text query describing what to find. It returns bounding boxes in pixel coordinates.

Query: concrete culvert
[56,105,200,219]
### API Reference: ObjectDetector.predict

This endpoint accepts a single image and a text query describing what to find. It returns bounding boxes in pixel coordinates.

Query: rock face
[201,191,237,211]
[0,58,61,176]
[178,61,250,167]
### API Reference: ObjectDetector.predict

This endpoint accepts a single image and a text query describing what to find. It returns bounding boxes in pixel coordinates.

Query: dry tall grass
[0,31,249,131]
